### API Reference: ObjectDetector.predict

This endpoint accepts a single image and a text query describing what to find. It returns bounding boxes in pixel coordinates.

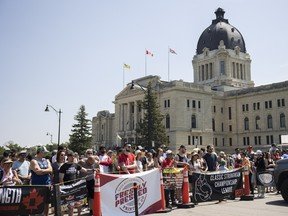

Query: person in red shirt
[161,150,177,208]
[118,143,137,174]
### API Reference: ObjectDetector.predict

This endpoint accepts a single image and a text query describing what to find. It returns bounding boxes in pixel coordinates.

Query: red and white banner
[100,168,162,216]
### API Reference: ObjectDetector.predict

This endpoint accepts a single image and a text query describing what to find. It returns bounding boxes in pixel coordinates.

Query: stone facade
[91,9,288,153]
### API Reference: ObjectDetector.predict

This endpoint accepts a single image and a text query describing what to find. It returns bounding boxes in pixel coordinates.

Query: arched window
[255,116,260,130]
[244,117,249,130]
[267,115,273,129]
[280,113,286,128]
[165,114,170,129]
[191,115,197,129]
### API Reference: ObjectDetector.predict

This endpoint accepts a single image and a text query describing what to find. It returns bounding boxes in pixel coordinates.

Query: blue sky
[0,0,287,147]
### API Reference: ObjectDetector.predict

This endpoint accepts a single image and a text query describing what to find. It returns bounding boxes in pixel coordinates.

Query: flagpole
[145,49,147,76]
[168,46,170,81]
[123,64,125,88]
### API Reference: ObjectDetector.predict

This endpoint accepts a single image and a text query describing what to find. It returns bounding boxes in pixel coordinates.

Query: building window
[242,104,245,112]
[244,117,249,130]
[198,101,201,109]
[270,135,274,144]
[164,99,170,108]
[243,137,246,146]
[187,99,190,108]
[191,115,197,128]
[269,100,272,108]
[221,107,223,113]
[282,99,285,106]
[228,107,232,120]
[212,119,215,131]
[200,136,202,145]
[255,116,260,129]
[222,138,225,146]
[254,136,258,145]
[265,101,268,109]
[267,115,273,129]
[214,138,218,147]
[229,125,232,132]
[221,123,224,132]
[192,100,196,108]
[229,138,232,146]
[213,106,216,113]
[165,114,170,129]
[253,103,256,110]
[277,99,281,107]
[258,136,261,145]
[246,104,249,111]
[266,135,270,145]
[188,135,191,145]
[257,102,260,110]
[280,113,286,128]
[220,60,225,75]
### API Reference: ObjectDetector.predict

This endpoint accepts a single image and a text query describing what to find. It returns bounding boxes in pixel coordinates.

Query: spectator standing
[118,143,137,174]
[203,145,218,171]
[30,146,52,216]
[79,156,98,215]
[175,145,189,168]
[254,150,266,198]
[12,150,31,185]
[161,150,177,208]
[98,146,112,173]
[51,150,65,184]
[0,158,22,186]
[59,151,87,216]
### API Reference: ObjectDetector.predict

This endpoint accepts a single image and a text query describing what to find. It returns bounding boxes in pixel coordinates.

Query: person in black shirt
[59,151,87,216]
[203,145,218,171]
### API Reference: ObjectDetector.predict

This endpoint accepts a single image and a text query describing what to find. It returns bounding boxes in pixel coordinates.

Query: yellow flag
[123,63,131,69]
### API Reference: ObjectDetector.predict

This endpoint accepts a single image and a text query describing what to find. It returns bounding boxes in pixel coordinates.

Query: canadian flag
[146,49,154,57]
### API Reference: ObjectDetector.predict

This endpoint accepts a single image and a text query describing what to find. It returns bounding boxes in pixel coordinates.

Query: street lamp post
[45,105,62,148]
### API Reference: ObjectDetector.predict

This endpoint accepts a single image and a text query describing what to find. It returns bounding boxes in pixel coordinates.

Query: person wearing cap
[30,146,52,185]
[175,145,189,168]
[188,151,204,195]
[254,150,266,198]
[135,150,144,172]
[12,149,31,185]
[161,149,177,208]
[59,150,88,216]
[118,143,137,174]
[0,158,22,186]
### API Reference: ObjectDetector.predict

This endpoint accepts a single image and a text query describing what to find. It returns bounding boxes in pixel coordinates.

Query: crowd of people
[0,143,288,214]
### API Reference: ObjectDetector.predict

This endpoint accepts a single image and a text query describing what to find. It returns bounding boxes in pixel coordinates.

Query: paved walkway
[149,192,288,216]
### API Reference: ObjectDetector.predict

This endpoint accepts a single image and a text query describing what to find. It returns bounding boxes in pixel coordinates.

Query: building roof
[196,8,246,54]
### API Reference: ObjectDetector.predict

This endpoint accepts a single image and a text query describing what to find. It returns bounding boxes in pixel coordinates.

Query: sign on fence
[0,185,49,215]
[60,179,87,206]
[100,168,162,216]
[192,168,243,203]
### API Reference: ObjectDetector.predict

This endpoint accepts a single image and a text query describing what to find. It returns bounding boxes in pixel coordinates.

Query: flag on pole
[123,63,131,69]
[169,48,177,55]
[116,133,122,140]
[146,49,154,57]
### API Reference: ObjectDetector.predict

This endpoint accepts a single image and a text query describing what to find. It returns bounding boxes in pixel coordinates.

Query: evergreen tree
[136,82,168,149]
[69,105,92,154]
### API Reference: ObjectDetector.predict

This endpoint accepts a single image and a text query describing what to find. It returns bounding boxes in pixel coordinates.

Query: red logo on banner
[22,188,44,212]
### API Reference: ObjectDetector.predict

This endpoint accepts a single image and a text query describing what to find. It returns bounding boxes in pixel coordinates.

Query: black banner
[257,170,274,187]
[0,186,49,215]
[192,168,243,203]
[60,179,87,206]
